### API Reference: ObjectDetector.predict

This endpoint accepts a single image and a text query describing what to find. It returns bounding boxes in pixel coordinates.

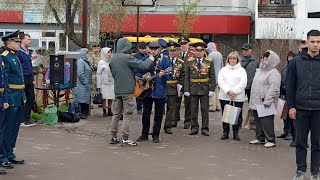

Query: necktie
[197,59,201,69]
[171,58,175,67]
[182,52,185,59]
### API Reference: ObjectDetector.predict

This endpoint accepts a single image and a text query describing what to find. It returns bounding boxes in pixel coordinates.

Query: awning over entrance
[100,14,251,34]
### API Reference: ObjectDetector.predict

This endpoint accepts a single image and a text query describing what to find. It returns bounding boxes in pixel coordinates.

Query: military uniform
[164,41,184,134]
[0,51,8,175]
[89,48,101,105]
[175,37,195,129]
[184,42,216,136]
[0,30,26,168]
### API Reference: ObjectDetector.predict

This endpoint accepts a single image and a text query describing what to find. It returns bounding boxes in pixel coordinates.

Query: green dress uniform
[176,37,195,129]
[0,44,26,164]
[184,43,216,136]
[164,45,185,133]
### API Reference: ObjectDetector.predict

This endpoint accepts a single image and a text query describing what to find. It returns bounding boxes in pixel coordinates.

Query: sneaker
[220,134,229,140]
[137,136,149,142]
[121,139,137,147]
[250,140,265,144]
[311,173,319,180]
[292,171,305,180]
[264,142,276,148]
[290,141,296,147]
[110,137,120,144]
[21,120,36,127]
[285,134,293,140]
[277,133,287,138]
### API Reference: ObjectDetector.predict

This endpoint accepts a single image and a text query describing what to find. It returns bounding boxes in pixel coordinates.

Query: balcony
[258,4,295,18]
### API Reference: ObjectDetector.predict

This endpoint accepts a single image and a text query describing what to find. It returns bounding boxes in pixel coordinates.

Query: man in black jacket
[287,29,320,180]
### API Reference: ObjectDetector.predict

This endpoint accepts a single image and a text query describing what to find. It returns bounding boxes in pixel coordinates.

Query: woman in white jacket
[97,47,115,117]
[218,51,247,141]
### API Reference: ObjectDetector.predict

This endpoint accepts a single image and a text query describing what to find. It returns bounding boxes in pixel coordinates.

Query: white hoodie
[218,63,247,102]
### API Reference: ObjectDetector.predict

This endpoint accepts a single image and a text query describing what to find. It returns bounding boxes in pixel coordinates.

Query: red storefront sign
[0,11,23,23]
[100,14,251,34]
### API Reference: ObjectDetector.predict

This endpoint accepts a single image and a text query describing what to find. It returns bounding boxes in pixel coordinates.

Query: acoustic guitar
[133,67,172,99]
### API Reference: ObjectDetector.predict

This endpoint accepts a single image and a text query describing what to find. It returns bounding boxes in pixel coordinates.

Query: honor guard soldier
[164,40,184,134]
[184,42,216,136]
[0,30,26,169]
[0,45,9,175]
[176,37,195,129]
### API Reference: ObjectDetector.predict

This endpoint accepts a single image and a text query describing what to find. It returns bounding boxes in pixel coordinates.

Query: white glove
[184,92,190,97]
[208,91,215,97]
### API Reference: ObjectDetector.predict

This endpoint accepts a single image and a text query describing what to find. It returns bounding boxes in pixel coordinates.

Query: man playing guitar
[136,42,172,143]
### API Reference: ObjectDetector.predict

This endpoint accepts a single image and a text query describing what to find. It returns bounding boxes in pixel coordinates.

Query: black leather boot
[103,109,107,117]
[107,108,113,116]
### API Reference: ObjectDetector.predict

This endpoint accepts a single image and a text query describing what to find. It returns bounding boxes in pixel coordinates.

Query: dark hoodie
[286,49,320,110]
[241,55,259,90]
[109,38,153,97]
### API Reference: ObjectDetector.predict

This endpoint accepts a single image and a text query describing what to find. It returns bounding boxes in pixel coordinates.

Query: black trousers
[141,97,166,138]
[136,98,143,111]
[220,100,244,135]
[79,103,89,116]
[295,110,320,174]
[245,89,251,102]
[190,95,209,131]
[252,110,276,143]
[23,78,35,122]
[282,115,295,137]
[164,95,178,129]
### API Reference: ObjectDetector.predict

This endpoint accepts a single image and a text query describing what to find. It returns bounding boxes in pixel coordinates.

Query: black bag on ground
[93,93,103,104]
[58,111,81,123]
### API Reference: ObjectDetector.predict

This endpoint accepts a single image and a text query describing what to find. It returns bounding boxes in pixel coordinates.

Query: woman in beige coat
[249,50,281,148]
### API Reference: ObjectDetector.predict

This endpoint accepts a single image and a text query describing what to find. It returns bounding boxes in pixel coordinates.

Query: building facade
[256,0,320,40]
[0,0,256,53]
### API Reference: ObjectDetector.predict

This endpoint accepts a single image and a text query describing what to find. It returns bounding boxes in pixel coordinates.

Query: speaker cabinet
[49,55,65,86]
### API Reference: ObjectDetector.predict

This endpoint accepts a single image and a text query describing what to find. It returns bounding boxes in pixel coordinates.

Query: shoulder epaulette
[188,56,195,61]
[177,58,184,63]
[205,58,212,62]
[1,50,9,57]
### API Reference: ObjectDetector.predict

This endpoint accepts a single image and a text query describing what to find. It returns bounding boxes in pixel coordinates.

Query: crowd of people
[1,29,320,180]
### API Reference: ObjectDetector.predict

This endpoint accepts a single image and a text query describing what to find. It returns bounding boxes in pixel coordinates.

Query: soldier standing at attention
[184,42,216,136]
[0,30,26,169]
[175,37,195,129]
[164,40,184,134]
[0,42,9,175]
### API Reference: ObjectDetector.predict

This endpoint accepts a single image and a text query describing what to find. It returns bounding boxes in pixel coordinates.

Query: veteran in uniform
[0,45,9,175]
[89,43,101,106]
[164,41,184,134]
[184,42,216,136]
[0,30,26,169]
[175,37,195,129]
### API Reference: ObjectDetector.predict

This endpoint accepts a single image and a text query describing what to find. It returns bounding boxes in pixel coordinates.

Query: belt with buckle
[167,80,178,84]
[190,78,209,83]
[8,84,25,89]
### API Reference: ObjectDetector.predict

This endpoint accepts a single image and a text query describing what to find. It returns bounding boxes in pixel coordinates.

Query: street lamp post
[121,0,157,50]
